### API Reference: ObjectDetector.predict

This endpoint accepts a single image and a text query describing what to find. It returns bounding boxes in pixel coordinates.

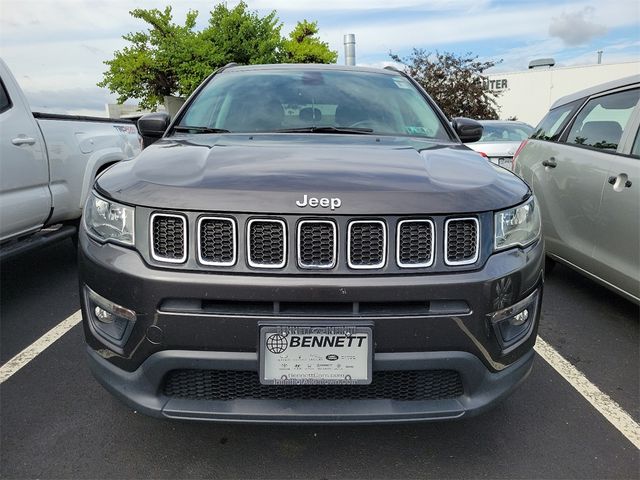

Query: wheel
[67,219,81,250]
[545,256,556,275]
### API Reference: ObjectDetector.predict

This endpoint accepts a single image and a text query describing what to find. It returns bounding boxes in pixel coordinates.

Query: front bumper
[80,230,543,422]
[87,346,535,423]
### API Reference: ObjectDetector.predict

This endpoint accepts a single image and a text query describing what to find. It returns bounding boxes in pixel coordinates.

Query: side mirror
[452,117,483,143]
[137,112,170,146]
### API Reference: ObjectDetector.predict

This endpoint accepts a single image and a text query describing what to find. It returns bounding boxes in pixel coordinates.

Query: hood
[97,134,529,215]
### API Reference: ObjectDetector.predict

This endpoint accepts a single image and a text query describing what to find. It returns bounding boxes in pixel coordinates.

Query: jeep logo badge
[295,194,342,210]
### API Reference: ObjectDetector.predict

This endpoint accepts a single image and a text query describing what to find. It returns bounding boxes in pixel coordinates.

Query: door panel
[527,141,610,272]
[594,151,640,301]
[0,80,50,241]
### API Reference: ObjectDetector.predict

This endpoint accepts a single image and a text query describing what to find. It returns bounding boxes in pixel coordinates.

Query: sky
[0,0,638,116]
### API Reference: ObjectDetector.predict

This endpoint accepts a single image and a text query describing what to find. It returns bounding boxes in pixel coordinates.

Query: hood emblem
[296,194,342,210]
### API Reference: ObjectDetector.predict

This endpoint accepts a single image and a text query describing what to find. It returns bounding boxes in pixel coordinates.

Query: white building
[105,103,166,119]
[486,61,640,126]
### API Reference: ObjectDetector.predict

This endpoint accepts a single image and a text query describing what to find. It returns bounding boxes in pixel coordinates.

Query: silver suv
[514,75,639,304]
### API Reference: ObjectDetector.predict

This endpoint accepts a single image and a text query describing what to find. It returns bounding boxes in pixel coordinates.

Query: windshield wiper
[173,126,231,133]
[274,126,374,135]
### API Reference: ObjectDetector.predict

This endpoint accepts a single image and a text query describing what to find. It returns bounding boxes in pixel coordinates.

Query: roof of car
[550,74,640,110]
[220,63,404,77]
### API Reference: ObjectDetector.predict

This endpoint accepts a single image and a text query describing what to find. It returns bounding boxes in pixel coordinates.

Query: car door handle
[542,157,557,168]
[608,175,632,189]
[11,136,36,146]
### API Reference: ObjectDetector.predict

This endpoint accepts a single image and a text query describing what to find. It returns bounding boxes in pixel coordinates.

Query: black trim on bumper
[87,346,535,423]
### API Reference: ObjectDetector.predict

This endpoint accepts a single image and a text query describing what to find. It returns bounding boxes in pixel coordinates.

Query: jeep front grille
[297,220,336,269]
[348,220,386,269]
[198,217,236,266]
[397,219,434,268]
[247,219,286,268]
[148,213,481,271]
[445,218,479,265]
[150,213,187,263]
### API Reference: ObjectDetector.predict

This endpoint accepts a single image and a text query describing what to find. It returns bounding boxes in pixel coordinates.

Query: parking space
[1,240,638,479]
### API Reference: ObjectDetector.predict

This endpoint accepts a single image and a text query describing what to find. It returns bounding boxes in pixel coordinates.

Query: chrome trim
[197,216,237,267]
[396,219,435,268]
[149,212,187,264]
[247,218,287,269]
[444,217,480,266]
[347,220,387,270]
[297,219,337,269]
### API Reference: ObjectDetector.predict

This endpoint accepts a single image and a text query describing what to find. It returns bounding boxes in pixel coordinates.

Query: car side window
[0,80,11,114]
[631,128,640,157]
[531,99,582,141]
[565,88,639,152]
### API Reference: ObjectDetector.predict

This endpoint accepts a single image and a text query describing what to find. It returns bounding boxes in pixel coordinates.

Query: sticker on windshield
[405,126,430,135]
[392,78,412,89]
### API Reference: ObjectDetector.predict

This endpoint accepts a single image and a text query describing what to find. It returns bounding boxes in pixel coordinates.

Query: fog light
[85,286,136,344]
[94,306,115,323]
[488,288,540,351]
[511,309,529,326]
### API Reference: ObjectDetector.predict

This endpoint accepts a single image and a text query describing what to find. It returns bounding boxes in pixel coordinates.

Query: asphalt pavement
[1,239,638,479]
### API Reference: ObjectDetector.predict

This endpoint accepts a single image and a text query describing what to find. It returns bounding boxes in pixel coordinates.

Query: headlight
[494,196,541,251]
[84,192,135,246]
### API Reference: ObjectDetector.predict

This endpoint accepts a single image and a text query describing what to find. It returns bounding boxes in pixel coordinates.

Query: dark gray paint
[97,134,530,215]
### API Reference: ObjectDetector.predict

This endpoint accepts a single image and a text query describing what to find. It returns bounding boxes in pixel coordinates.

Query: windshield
[177,68,451,140]
[477,123,533,142]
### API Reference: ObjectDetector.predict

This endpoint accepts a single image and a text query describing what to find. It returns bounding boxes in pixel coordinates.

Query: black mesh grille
[349,222,385,268]
[199,218,235,265]
[446,219,478,264]
[152,214,185,261]
[249,220,285,267]
[163,369,463,401]
[298,221,335,268]
[398,220,434,266]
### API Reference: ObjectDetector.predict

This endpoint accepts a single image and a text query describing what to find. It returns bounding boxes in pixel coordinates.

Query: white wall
[487,61,640,126]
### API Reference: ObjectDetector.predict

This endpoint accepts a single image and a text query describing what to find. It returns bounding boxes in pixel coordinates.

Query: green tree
[282,20,337,63]
[97,7,207,109]
[202,2,283,66]
[390,49,502,119]
[99,3,336,110]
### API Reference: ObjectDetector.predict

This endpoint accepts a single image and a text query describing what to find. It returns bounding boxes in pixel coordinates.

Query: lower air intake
[163,369,463,401]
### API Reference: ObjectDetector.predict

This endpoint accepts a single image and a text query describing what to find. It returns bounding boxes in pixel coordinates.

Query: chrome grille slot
[348,220,386,269]
[297,220,336,269]
[198,217,236,266]
[397,219,434,268]
[247,219,286,268]
[445,218,479,265]
[150,213,187,263]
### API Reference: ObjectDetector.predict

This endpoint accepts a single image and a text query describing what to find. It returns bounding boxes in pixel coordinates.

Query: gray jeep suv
[79,64,544,423]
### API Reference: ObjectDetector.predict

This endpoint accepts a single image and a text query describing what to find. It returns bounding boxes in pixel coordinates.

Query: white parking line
[535,337,640,449]
[0,310,82,384]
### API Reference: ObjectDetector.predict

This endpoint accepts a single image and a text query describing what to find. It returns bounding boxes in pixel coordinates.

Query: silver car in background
[467,120,533,169]
[513,75,640,304]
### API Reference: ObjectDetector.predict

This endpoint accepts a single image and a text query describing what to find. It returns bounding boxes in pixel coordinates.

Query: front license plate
[259,325,372,385]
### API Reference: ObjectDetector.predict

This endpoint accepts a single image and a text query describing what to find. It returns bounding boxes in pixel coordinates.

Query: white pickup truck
[0,59,142,259]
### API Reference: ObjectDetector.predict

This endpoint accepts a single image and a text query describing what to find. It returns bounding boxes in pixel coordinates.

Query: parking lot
[1,239,638,479]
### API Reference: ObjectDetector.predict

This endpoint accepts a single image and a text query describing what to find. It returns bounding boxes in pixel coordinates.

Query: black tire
[545,256,556,275]
[67,219,81,250]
